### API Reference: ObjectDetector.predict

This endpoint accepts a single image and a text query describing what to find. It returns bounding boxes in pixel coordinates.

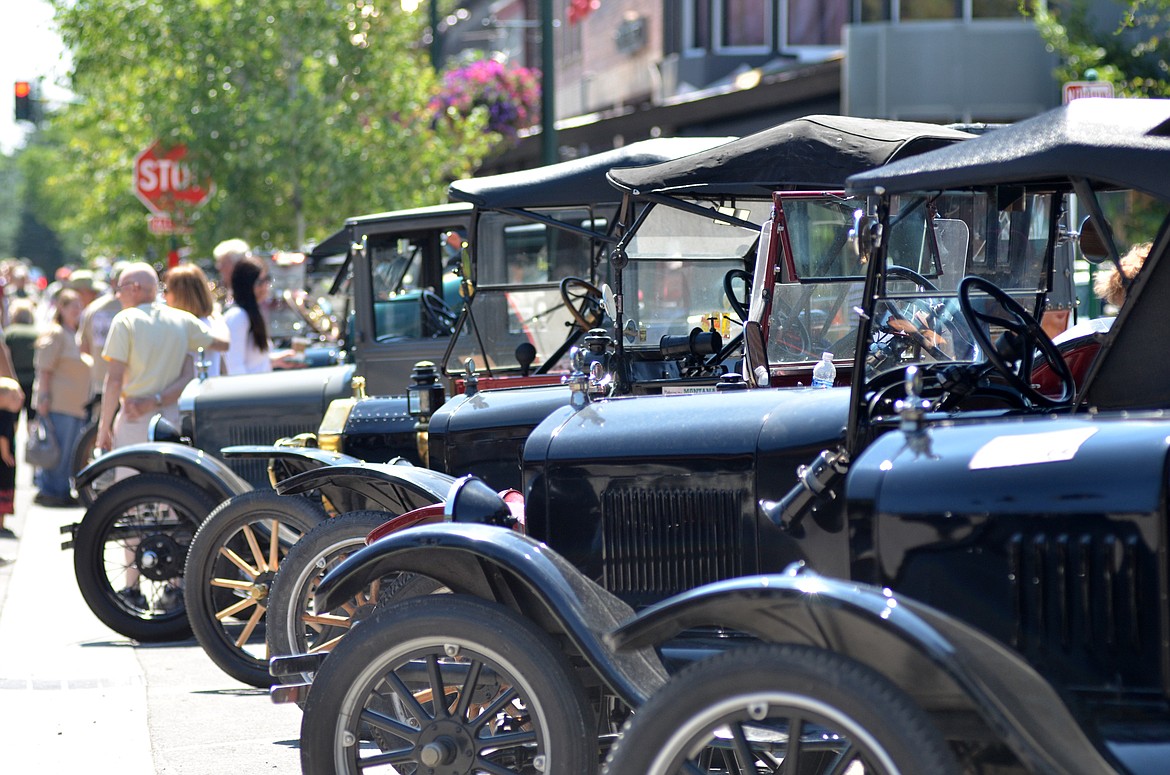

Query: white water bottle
[811,352,836,389]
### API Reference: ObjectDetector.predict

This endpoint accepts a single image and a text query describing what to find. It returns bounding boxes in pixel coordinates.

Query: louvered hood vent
[601,487,743,600]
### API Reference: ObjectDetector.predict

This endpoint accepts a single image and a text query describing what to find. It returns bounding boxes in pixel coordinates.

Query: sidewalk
[0,421,156,770]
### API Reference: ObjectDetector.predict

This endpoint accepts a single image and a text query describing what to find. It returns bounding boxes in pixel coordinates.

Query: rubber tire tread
[73,473,219,642]
[602,643,959,775]
[300,594,598,775]
[184,490,327,687]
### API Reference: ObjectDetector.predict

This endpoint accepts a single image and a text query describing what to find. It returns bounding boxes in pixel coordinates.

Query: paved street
[0,436,303,774]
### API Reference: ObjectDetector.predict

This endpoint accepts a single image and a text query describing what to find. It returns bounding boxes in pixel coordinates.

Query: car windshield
[866,189,1052,381]
[765,195,869,363]
[445,207,603,375]
[621,200,769,347]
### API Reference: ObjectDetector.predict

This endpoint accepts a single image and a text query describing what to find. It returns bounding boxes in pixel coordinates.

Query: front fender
[275,462,454,516]
[316,523,667,706]
[220,444,364,488]
[607,570,1116,775]
[73,442,252,503]
[221,444,363,468]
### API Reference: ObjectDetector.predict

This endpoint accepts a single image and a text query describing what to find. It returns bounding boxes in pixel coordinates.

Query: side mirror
[601,283,617,321]
[1078,216,1110,264]
[849,209,879,261]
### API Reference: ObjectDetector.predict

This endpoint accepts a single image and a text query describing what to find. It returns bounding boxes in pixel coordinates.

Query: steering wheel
[559,276,605,332]
[420,290,459,335]
[723,269,751,322]
[958,275,1074,408]
[886,265,938,293]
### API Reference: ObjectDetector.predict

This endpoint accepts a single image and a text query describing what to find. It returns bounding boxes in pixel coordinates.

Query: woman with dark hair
[224,255,275,375]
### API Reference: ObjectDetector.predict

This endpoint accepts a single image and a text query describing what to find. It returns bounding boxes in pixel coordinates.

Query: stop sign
[133,141,214,215]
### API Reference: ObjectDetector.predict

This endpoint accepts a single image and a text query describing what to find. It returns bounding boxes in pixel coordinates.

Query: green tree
[0,154,22,257]
[43,0,496,259]
[1029,0,1170,96]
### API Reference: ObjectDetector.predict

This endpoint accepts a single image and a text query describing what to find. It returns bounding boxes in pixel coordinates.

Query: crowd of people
[0,239,297,536]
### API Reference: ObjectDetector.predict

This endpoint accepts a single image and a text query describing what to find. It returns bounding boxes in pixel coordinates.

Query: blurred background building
[433,0,1072,171]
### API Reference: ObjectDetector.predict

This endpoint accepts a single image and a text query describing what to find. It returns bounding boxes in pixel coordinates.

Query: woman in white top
[223,255,274,375]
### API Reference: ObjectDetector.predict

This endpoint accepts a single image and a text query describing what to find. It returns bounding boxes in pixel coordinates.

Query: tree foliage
[1028,0,1170,97]
[43,0,497,259]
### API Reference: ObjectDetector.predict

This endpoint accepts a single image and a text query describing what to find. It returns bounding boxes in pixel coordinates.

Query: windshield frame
[846,186,1064,451]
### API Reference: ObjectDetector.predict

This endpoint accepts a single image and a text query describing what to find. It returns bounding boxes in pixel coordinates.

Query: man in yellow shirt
[96,262,229,454]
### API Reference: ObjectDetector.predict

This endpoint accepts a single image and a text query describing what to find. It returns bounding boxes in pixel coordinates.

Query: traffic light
[14,81,33,122]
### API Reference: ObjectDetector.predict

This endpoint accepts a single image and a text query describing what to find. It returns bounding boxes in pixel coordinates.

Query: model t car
[294,98,1170,774]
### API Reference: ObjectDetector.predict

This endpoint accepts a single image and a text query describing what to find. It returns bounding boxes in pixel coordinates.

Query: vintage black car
[293,99,1170,774]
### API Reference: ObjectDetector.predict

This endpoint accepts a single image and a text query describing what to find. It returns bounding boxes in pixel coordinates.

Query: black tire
[267,510,441,685]
[184,490,328,687]
[72,421,113,507]
[603,643,958,775]
[73,473,220,642]
[70,419,99,480]
[301,595,598,774]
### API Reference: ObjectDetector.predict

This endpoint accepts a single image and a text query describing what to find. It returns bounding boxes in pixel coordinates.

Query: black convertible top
[847,99,1170,200]
[448,137,732,210]
[607,115,975,197]
[309,203,473,260]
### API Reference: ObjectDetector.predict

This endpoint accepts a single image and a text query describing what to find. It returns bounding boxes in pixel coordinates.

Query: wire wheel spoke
[303,612,351,629]
[210,577,254,591]
[777,714,802,774]
[241,523,268,573]
[425,655,449,718]
[233,602,266,648]
[359,706,422,744]
[383,668,434,725]
[215,595,258,621]
[267,519,282,571]
[469,685,519,733]
[218,544,259,578]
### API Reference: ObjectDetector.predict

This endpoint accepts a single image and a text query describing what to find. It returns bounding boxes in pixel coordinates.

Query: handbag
[25,416,60,469]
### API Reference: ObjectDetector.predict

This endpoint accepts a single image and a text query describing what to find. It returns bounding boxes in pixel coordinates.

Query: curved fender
[607,569,1116,775]
[275,462,455,516]
[316,523,667,707]
[74,442,251,503]
[220,444,364,468]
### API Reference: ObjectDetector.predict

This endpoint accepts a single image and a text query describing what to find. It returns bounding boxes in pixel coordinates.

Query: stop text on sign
[133,141,214,216]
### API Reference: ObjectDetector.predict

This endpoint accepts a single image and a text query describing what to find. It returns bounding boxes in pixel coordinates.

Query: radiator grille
[223,423,315,487]
[601,488,743,599]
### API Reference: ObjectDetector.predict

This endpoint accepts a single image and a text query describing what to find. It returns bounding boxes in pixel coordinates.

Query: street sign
[147,215,192,235]
[133,141,214,216]
[1062,80,1114,104]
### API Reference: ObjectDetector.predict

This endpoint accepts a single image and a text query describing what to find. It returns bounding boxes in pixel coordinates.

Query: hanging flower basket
[432,57,541,137]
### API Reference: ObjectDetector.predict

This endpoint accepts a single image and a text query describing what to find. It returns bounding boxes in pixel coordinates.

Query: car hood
[525,387,851,464]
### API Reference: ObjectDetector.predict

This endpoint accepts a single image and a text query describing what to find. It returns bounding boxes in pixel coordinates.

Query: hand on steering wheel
[877,266,951,361]
[957,275,1075,408]
[559,276,604,332]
